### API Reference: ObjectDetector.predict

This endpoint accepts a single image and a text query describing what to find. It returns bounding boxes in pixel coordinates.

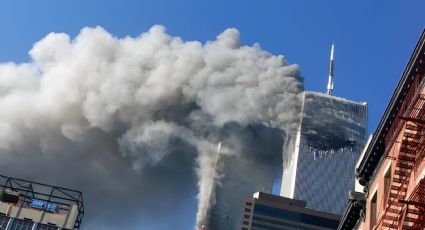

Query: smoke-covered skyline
[0,25,303,229]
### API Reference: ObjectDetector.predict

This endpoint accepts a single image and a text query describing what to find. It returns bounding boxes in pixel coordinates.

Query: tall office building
[239,192,340,230]
[0,174,84,230]
[204,44,367,229]
[281,91,367,214]
[280,44,368,215]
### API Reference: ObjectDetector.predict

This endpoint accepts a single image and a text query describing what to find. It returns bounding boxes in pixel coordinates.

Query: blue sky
[0,0,424,229]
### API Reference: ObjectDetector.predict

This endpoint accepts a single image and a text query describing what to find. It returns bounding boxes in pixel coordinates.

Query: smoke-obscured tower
[205,124,284,230]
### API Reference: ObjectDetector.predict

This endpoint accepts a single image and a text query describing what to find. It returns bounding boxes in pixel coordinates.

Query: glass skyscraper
[281,91,367,214]
[205,91,367,229]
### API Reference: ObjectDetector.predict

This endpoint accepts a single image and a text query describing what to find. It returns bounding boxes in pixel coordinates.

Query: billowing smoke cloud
[0,25,303,229]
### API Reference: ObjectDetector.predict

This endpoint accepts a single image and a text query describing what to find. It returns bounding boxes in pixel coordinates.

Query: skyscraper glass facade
[282,92,367,214]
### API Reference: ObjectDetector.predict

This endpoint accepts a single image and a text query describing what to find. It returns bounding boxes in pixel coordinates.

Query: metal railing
[0,174,84,229]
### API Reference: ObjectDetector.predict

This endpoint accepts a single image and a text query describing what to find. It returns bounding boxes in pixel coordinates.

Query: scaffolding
[0,174,84,229]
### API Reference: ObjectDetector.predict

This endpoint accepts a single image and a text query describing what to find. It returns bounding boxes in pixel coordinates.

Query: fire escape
[378,75,425,230]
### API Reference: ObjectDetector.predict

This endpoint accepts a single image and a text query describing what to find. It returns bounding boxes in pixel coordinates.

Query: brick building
[338,29,425,229]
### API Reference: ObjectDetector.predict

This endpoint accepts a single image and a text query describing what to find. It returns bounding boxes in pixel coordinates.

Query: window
[37,223,59,230]
[0,216,10,230]
[246,202,252,206]
[244,208,251,212]
[244,214,250,219]
[384,166,391,204]
[253,204,339,229]
[10,219,34,230]
[370,192,377,228]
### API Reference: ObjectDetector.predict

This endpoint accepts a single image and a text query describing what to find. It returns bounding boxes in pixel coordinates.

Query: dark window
[384,167,391,204]
[246,202,252,206]
[242,221,249,225]
[252,222,310,230]
[253,204,339,229]
[37,223,59,230]
[370,192,377,228]
[242,228,248,230]
[10,219,34,230]
[243,214,250,219]
[244,208,251,212]
[0,215,11,230]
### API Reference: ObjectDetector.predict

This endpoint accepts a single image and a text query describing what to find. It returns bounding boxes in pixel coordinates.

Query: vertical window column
[384,166,391,205]
[370,192,377,229]
[5,218,13,230]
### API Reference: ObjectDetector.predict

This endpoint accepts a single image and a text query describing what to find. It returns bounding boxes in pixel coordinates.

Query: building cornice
[337,191,366,230]
[356,29,425,185]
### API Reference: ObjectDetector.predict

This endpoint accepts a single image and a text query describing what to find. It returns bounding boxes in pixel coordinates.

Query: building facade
[338,29,425,230]
[0,174,84,230]
[281,91,368,215]
[239,192,341,230]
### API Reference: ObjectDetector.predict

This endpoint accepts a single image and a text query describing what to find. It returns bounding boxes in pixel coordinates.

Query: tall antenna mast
[326,43,335,95]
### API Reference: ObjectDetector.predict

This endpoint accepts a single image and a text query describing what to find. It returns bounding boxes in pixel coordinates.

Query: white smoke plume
[0,25,303,229]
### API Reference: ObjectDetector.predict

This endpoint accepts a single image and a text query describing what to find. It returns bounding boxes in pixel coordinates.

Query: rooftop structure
[0,174,84,230]
[239,192,341,230]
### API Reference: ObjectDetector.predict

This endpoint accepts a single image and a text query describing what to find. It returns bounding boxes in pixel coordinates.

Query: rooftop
[0,174,84,229]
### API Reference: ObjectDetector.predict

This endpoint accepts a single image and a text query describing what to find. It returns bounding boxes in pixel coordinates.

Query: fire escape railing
[406,178,425,230]
[375,74,425,230]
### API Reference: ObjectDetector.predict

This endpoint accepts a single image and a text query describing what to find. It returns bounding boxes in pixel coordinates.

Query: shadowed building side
[206,124,284,230]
